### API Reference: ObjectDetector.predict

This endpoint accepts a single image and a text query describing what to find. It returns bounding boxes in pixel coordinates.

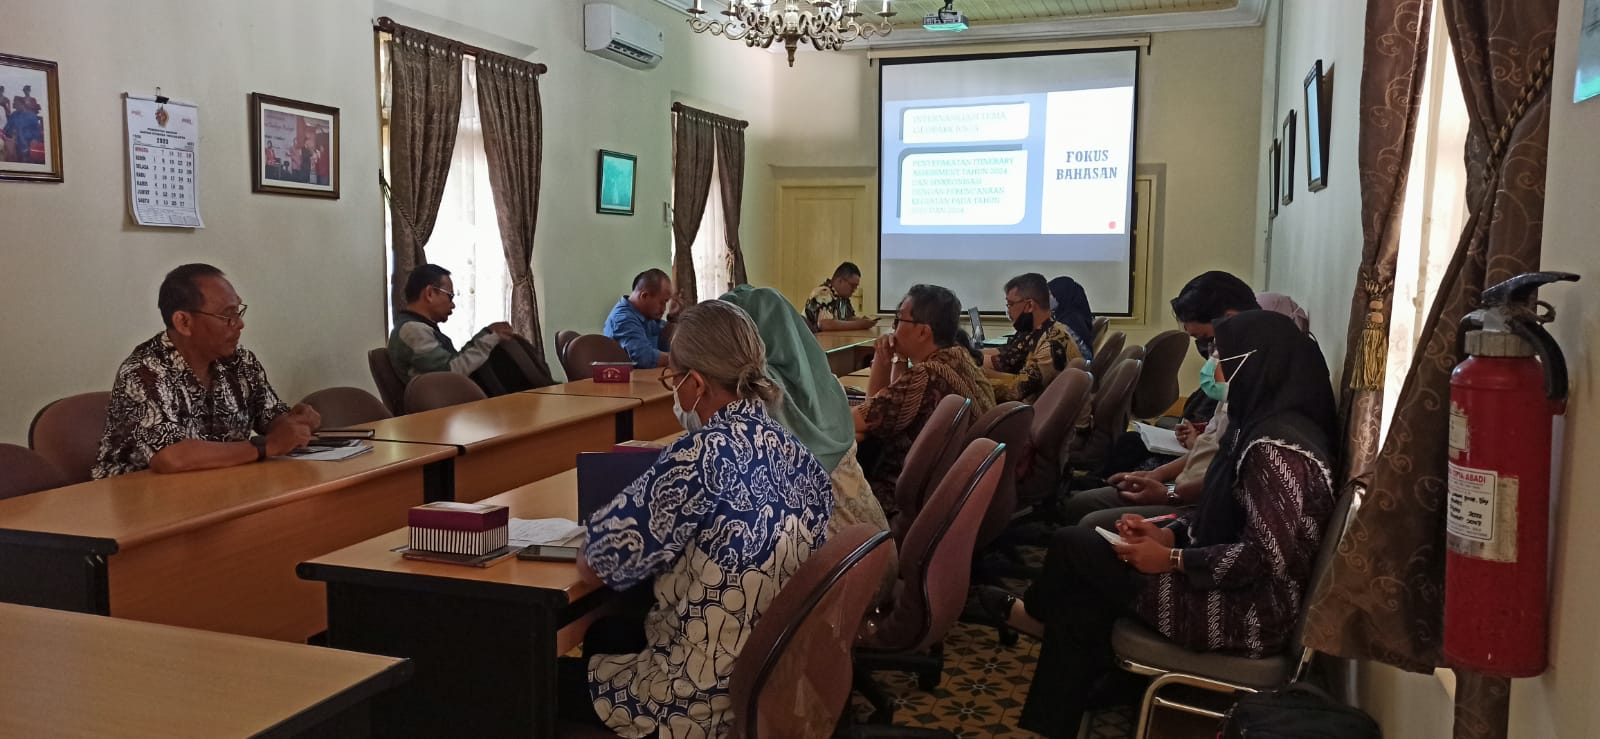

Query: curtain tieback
[1351,276,1391,391]
[1484,46,1556,183]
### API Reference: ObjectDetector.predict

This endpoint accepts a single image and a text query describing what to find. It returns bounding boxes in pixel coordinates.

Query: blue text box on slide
[900,150,1029,227]
[901,102,1031,145]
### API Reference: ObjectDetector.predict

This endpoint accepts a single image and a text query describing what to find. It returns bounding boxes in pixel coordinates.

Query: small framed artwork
[1280,110,1297,207]
[1304,59,1330,192]
[0,52,64,183]
[1268,140,1281,218]
[249,93,339,198]
[597,149,636,215]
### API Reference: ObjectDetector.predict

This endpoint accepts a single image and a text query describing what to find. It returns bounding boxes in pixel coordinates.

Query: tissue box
[592,362,634,383]
[408,502,509,556]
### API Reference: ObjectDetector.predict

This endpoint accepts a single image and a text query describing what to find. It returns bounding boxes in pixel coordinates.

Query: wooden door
[776,184,875,316]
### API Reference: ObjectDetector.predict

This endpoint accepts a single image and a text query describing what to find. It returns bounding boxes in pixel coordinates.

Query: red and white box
[408,502,509,556]
[592,362,634,383]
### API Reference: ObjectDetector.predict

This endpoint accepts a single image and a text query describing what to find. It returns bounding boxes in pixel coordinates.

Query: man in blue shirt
[603,269,674,368]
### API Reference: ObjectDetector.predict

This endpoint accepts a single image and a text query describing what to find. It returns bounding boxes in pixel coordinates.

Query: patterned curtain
[714,123,750,289]
[475,49,552,379]
[671,106,716,305]
[1303,0,1560,735]
[385,25,463,313]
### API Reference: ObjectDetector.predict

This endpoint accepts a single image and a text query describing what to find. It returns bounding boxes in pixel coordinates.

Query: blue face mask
[1199,356,1227,401]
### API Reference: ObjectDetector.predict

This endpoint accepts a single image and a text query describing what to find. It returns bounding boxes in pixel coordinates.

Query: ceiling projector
[923,1,968,32]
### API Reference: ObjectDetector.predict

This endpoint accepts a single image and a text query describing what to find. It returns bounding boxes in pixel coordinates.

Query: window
[689,160,732,301]
[380,42,510,350]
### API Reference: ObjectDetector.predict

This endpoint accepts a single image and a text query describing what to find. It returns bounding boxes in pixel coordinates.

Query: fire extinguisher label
[1446,462,1520,561]
[1449,410,1469,453]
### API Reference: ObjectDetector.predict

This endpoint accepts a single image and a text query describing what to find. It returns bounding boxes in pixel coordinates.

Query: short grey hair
[671,300,781,405]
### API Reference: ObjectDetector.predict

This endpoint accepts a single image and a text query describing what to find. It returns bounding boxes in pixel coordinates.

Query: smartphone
[309,438,362,448]
[517,545,579,562]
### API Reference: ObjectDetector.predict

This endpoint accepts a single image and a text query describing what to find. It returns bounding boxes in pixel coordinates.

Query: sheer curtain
[691,160,731,302]
[422,63,510,350]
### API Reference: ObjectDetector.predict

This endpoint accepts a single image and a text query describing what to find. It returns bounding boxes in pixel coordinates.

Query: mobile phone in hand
[517,545,579,562]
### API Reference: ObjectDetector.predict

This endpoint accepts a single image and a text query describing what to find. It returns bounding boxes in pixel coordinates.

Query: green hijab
[720,285,854,472]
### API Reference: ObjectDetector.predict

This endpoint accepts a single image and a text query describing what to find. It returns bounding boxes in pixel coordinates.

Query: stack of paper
[1133,422,1188,457]
[284,444,375,462]
[509,518,583,548]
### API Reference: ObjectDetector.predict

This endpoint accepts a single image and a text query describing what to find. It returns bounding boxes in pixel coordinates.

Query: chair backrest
[1088,331,1127,388]
[403,372,488,413]
[0,444,67,499]
[864,439,1005,654]
[561,334,631,381]
[28,391,110,485]
[367,348,407,415]
[554,330,580,361]
[1130,330,1191,419]
[1288,482,1361,672]
[300,386,392,428]
[967,402,1034,548]
[1068,357,1088,372]
[1092,316,1111,351]
[1018,368,1092,506]
[1077,358,1143,469]
[892,395,972,530]
[729,525,895,739]
[1115,343,1146,364]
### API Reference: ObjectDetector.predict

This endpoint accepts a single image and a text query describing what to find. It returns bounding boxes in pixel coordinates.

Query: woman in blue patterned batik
[562,299,835,738]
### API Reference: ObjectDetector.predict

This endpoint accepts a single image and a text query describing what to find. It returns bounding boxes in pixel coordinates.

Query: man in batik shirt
[988,272,1082,404]
[804,261,876,332]
[93,264,319,478]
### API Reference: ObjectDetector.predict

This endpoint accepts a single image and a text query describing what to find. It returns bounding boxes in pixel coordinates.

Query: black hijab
[1189,310,1338,545]
[1047,276,1095,359]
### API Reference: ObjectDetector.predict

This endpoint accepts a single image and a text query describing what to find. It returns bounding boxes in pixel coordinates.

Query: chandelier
[687,1,896,67]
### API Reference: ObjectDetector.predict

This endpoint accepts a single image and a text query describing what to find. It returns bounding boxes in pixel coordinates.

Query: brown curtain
[385,25,463,313]
[475,50,552,379]
[1303,0,1559,735]
[714,124,750,288]
[671,108,716,305]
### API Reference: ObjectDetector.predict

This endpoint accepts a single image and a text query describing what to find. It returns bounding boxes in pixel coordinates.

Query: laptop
[968,305,985,345]
[575,451,659,523]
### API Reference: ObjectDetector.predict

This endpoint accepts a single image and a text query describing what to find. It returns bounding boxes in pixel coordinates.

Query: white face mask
[672,371,705,432]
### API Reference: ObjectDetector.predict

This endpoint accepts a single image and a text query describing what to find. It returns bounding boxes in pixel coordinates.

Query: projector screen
[878,49,1140,315]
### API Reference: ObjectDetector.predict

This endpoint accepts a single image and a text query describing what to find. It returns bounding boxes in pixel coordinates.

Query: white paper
[126,95,203,227]
[1095,527,1126,547]
[284,444,374,462]
[510,517,583,548]
[1133,421,1187,457]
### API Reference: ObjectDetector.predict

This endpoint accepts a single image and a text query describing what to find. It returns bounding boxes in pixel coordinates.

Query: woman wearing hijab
[1047,275,1096,360]
[977,310,1338,737]
[719,285,891,538]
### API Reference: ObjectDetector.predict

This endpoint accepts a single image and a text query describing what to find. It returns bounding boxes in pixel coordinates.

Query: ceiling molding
[855,0,1267,49]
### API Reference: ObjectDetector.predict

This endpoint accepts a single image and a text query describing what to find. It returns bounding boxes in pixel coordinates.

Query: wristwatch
[1164,482,1180,505]
[250,436,268,462]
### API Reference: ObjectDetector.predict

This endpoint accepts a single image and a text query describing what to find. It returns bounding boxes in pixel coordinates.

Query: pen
[1143,514,1178,524]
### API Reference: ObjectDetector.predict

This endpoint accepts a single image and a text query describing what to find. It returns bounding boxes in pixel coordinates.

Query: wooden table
[528,368,678,441]
[300,470,603,739]
[816,331,880,376]
[362,392,638,502]
[0,602,411,739]
[0,442,455,643]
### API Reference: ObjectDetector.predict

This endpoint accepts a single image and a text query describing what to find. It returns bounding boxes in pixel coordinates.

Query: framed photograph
[1268,140,1281,218]
[596,149,636,215]
[250,93,339,198]
[1304,59,1330,192]
[0,52,64,183]
[1280,110,1297,207]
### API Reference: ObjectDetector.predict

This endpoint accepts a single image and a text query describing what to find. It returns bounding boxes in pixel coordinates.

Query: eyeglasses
[658,369,688,392]
[891,316,926,330]
[190,304,248,328]
[1004,298,1030,308]
[432,286,455,301]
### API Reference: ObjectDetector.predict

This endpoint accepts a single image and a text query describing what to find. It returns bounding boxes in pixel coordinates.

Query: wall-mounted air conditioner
[584,3,665,70]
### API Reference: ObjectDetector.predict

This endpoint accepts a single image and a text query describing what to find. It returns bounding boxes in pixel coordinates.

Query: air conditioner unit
[584,3,665,70]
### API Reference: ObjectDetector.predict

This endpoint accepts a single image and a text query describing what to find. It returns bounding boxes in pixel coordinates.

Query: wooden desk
[0,602,410,739]
[363,392,638,502]
[0,441,454,643]
[529,368,678,441]
[300,470,602,739]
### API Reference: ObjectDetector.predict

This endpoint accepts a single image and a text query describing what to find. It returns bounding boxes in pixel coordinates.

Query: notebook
[576,451,659,523]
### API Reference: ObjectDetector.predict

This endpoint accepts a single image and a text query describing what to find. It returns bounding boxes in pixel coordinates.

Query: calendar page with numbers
[125,95,203,228]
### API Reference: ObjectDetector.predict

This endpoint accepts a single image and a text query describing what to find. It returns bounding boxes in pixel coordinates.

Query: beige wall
[0,0,791,444]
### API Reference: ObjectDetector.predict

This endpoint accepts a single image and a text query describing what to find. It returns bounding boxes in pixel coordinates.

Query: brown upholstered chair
[1131,329,1191,419]
[403,372,487,413]
[1068,356,1089,372]
[554,330,580,362]
[852,439,1006,727]
[1015,368,1093,509]
[1091,315,1111,352]
[1071,357,1144,472]
[888,395,972,542]
[300,386,392,428]
[964,402,1035,550]
[0,444,67,499]
[1088,330,1126,389]
[730,525,895,739]
[28,391,110,485]
[560,334,632,381]
[368,348,408,415]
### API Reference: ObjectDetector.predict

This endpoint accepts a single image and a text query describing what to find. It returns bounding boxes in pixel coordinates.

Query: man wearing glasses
[388,263,515,383]
[986,272,1081,404]
[93,263,320,478]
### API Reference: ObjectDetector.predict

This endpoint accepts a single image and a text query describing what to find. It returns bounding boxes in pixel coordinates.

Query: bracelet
[1169,548,1183,573]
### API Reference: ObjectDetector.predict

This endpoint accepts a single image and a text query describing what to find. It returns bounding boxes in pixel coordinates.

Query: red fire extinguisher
[1444,271,1579,677]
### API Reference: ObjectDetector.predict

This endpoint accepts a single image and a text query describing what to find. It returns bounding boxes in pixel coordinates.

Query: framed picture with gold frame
[0,52,64,183]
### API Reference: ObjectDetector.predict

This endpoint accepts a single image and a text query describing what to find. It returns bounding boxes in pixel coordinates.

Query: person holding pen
[975,310,1339,738]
